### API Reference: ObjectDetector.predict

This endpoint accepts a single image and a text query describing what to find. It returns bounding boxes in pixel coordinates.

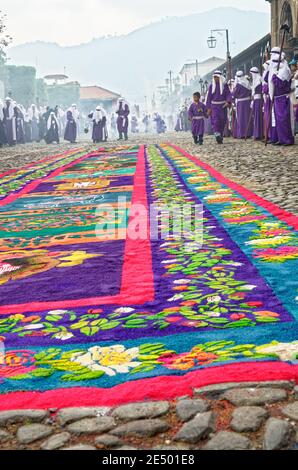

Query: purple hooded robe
[252,83,263,140]
[272,75,294,145]
[116,102,130,138]
[188,101,208,137]
[232,84,252,138]
[206,82,232,137]
[64,110,77,143]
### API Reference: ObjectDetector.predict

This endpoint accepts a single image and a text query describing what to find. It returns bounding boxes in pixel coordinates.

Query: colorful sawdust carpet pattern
[0,144,297,409]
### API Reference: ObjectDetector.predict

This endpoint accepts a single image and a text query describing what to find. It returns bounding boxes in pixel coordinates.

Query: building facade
[266,0,298,54]
[203,34,271,82]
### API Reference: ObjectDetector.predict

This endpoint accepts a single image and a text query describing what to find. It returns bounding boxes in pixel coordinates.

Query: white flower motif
[207,296,221,303]
[173,279,192,285]
[167,294,184,302]
[113,307,135,314]
[48,310,68,315]
[206,311,221,317]
[54,332,74,341]
[70,344,141,376]
[241,284,257,291]
[23,324,44,330]
[256,341,298,362]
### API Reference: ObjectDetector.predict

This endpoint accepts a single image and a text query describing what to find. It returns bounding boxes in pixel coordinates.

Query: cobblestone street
[1,133,297,214]
[0,381,297,450]
[0,136,297,451]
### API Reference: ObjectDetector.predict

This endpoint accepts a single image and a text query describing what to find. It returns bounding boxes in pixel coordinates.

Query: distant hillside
[8,7,269,102]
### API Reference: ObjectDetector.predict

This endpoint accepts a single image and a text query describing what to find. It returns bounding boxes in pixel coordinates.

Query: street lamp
[207,35,217,49]
[207,29,232,80]
[199,78,204,94]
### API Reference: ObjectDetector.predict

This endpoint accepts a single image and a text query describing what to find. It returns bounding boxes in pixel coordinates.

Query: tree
[0,10,12,92]
[0,10,12,66]
[6,65,36,107]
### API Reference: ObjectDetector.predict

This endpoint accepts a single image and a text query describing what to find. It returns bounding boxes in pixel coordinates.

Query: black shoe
[216,135,223,144]
[193,136,198,144]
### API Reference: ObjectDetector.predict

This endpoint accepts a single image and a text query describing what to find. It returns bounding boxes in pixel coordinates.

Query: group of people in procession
[186,46,298,146]
[1,46,297,148]
[0,95,170,147]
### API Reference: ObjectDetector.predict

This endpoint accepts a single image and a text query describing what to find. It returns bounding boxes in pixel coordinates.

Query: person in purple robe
[3,98,17,146]
[153,113,166,134]
[131,115,139,133]
[232,71,252,139]
[28,104,40,142]
[174,110,183,132]
[206,71,232,144]
[45,112,60,144]
[262,61,276,144]
[250,67,263,140]
[116,98,130,140]
[64,104,79,143]
[15,105,26,144]
[142,114,150,133]
[188,92,208,145]
[270,56,295,146]
[88,106,107,143]
[0,101,7,147]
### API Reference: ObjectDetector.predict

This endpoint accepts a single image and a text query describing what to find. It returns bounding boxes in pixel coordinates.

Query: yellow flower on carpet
[57,251,102,267]
[70,345,141,376]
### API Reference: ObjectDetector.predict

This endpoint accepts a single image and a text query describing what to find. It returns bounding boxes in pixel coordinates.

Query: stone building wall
[266,0,298,53]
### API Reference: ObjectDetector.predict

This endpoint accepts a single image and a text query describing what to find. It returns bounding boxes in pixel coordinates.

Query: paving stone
[57,407,110,425]
[193,381,294,398]
[155,444,190,450]
[282,402,298,421]
[222,387,287,406]
[114,446,138,450]
[67,416,116,435]
[294,386,298,399]
[95,434,123,448]
[0,409,49,425]
[111,419,170,437]
[41,432,71,450]
[263,418,293,450]
[204,431,251,450]
[174,411,215,443]
[63,444,97,450]
[0,429,12,442]
[231,406,268,432]
[176,399,209,422]
[111,401,169,421]
[17,424,53,444]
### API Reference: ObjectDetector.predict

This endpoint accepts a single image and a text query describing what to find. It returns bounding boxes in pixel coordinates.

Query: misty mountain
[8,7,269,102]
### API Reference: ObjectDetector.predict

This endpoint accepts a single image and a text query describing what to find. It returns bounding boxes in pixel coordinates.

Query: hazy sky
[2,0,269,46]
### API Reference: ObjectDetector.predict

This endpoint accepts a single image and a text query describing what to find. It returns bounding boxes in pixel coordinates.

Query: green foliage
[47,82,80,108]
[6,65,36,107]
[35,78,48,106]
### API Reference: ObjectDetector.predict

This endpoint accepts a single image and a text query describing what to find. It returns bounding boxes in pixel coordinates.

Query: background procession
[1,47,298,148]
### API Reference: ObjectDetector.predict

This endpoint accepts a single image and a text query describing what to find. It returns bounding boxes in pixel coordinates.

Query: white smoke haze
[3,0,269,45]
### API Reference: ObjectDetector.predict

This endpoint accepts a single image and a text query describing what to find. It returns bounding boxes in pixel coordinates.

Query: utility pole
[196,59,199,79]
[168,70,173,93]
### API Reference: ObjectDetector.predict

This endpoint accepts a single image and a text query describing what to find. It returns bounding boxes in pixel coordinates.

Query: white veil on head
[69,104,79,120]
[250,67,262,94]
[235,71,251,90]
[47,112,58,130]
[118,97,128,110]
[94,106,103,123]
[211,70,225,95]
